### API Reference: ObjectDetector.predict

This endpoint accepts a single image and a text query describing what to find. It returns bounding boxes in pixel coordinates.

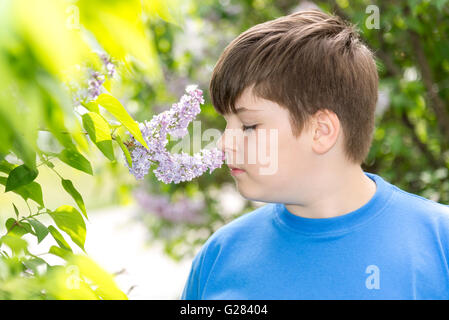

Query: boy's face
[217,85,343,204]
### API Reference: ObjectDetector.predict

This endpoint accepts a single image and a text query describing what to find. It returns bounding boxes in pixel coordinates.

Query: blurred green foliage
[0,0,182,299]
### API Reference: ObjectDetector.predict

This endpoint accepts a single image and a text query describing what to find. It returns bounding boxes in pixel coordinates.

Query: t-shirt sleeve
[180,241,211,300]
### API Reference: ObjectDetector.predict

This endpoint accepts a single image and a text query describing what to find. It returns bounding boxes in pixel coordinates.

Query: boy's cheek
[236,173,288,203]
[245,137,279,169]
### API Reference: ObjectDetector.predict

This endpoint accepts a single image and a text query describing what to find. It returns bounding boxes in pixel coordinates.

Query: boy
[181,9,449,299]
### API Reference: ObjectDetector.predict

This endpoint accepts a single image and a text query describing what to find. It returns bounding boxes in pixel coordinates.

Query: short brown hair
[209,9,379,165]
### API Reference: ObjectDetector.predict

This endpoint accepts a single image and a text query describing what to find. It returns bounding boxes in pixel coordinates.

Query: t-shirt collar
[274,172,396,236]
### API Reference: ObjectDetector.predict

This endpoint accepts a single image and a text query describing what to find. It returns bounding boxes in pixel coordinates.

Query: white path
[83,204,193,300]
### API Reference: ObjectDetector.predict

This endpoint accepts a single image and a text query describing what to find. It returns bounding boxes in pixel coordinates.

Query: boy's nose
[216,129,236,154]
[216,133,225,152]
[217,129,247,166]
[216,134,227,159]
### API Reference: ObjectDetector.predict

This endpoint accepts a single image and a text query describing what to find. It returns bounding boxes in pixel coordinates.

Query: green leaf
[82,112,115,161]
[45,161,55,169]
[82,101,100,113]
[49,245,72,260]
[58,148,93,175]
[26,217,49,244]
[15,182,44,207]
[49,206,86,252]
[61,179,87,219]
[0,176,44,207]
[5,218,28,237]
[0,234,28,255]
[13,203,19,219]
[22,257,48,275]
[5,164,38,192]
[69,254,128,300]
[142,0,184,27]
[76,0,162,80]
[0,160,17,174]
[115,134,132,168]
[95,94,149,150]
[48,225,73,252]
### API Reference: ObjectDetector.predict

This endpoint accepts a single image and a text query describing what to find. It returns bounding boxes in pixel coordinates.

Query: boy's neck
[284,167,377,219]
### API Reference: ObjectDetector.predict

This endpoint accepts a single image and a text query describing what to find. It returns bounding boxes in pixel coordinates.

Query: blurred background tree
[132,0,449,262]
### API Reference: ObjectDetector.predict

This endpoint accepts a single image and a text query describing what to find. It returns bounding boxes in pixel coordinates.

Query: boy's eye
[242,124,257,132]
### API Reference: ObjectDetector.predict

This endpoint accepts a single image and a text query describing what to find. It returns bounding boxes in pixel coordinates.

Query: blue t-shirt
[181,172,449,299]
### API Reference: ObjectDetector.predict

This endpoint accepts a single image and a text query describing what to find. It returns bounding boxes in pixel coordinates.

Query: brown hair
[209,9,379,165]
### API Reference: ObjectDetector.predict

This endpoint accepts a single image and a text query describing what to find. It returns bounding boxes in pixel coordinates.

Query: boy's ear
[311,109,340,155]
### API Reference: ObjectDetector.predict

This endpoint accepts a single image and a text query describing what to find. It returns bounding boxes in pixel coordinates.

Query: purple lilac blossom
[99,53,116,78]
[70,52,116,106]
[133,188,206,224]
[124,85,225,184]
[87,71,105,101]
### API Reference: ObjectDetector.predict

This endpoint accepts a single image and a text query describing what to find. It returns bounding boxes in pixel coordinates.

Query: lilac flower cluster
[133,188,206,224]
[124,85,225,184]
[86,53,116,100]
[99,53,116,78]
[70,52,116,105]
[87,71,105,101]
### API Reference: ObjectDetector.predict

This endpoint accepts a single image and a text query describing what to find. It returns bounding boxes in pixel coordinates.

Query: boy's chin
[235,182,269,203]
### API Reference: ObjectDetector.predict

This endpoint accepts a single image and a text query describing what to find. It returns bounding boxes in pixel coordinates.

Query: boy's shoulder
[389,182,449,220]
[384,181,449,241]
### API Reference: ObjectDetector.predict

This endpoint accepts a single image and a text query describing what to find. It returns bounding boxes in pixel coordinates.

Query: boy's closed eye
[242,124,258,132]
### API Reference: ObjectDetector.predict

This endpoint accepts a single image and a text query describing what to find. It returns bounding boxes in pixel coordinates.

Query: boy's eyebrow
[222,107,263,120]
[235,106,263,114]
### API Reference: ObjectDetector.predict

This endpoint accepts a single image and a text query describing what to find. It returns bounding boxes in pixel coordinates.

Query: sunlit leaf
[5,164,38,192]
[82,101,100,113]
[114,134,133,168]
[0,176,44,207]
[48,225,73,252]
[82,112,115,161]
[96,93,149,150]
[142,0,184,27]
[58,148,93,175]
[48,245,73,260]
[0,234,28,255]
[77,0,162,79]
[49,205,86,252]
[13,0,98,80]
[68,254,128,300]
[72,121,91,154]
[61,179,88,219]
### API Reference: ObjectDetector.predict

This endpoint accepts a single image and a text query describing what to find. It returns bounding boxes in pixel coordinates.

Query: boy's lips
[228,165,245,171]
[228,166,246,176]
